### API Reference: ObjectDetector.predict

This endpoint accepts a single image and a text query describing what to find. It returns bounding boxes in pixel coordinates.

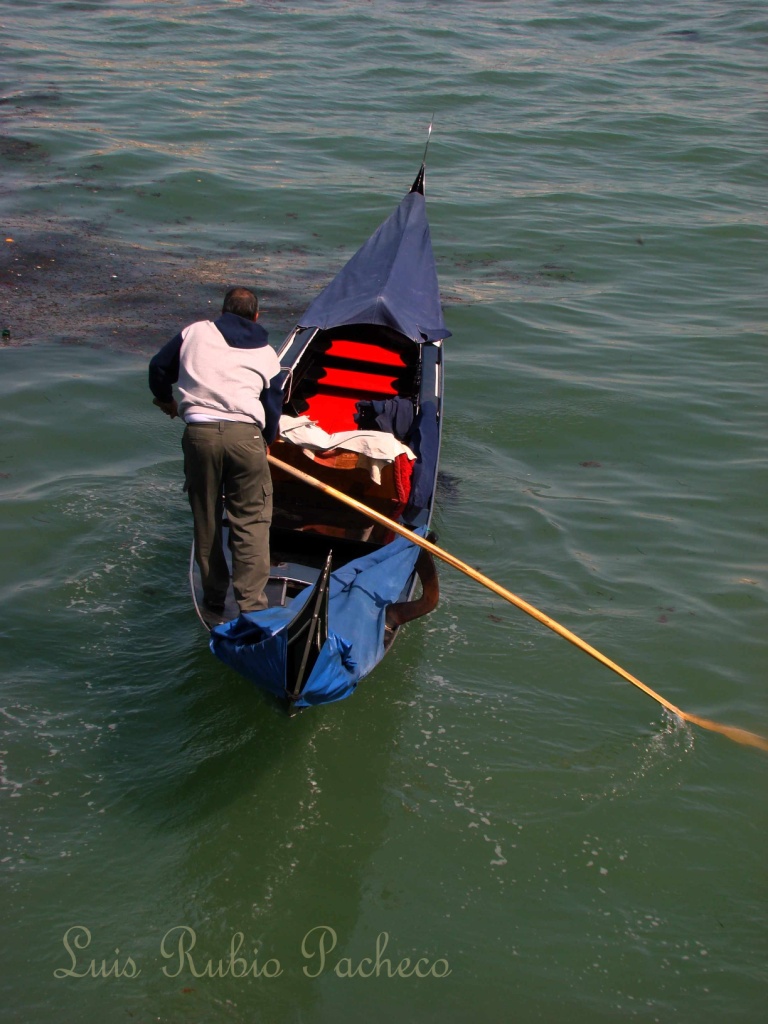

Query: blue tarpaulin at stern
[209,531,426,707]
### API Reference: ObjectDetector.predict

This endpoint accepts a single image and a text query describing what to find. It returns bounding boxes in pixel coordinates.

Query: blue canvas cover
[298,175,451,343]
[209,531,426,707]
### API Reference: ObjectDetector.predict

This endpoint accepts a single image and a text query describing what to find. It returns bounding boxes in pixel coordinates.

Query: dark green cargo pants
[181,421,273,614]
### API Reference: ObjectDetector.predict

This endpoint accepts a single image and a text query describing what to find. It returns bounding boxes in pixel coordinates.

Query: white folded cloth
[279,415,415,461]
[278,415,415,485]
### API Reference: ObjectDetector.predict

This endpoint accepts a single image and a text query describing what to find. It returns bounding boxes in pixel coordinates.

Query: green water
[1,2,766,1022]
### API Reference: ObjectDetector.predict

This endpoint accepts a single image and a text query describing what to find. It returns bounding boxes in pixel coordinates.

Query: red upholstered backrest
[317,366,399,394]
[324,339,407,367]
[300,337,409,432]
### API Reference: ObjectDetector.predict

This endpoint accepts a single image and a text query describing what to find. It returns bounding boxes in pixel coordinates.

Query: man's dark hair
[222,287,259,319]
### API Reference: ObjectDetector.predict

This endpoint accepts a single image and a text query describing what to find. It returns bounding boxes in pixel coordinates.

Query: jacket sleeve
[148,332,183,402]
[261,373,284,446]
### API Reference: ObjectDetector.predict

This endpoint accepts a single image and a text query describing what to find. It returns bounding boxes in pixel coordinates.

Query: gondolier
[148,287,283,618]
[203,163,448,709]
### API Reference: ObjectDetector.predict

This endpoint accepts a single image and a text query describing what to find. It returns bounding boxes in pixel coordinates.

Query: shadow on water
[106,567,423,823]
[98,531,425,1021]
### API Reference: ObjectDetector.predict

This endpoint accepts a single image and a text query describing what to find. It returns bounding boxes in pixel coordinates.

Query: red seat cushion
[301,392,362,433]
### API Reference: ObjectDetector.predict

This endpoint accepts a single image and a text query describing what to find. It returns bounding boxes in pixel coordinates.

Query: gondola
[192,162,450,709]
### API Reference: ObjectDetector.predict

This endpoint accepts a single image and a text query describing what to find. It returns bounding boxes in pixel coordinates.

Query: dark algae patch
[0,217,326,352]
[0,136,49,163]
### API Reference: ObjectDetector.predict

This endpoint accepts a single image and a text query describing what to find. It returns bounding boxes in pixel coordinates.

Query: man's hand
[153,397,179,419]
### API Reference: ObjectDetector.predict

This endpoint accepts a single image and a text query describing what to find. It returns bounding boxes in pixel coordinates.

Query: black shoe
[201,598,226,625]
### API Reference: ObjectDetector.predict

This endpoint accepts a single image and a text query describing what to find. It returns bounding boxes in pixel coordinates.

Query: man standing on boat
[148,287,282,618]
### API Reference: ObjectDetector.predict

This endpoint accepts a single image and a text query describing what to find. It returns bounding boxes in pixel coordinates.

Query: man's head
[222,287,259,320]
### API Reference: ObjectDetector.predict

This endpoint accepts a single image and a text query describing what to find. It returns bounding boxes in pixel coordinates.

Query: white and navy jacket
[148,313,283,444]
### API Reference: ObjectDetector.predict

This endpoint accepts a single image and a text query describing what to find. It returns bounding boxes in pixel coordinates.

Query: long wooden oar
[268,455,768,752]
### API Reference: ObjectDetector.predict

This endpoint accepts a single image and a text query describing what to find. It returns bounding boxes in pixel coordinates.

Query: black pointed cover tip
[410,164,425,195]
